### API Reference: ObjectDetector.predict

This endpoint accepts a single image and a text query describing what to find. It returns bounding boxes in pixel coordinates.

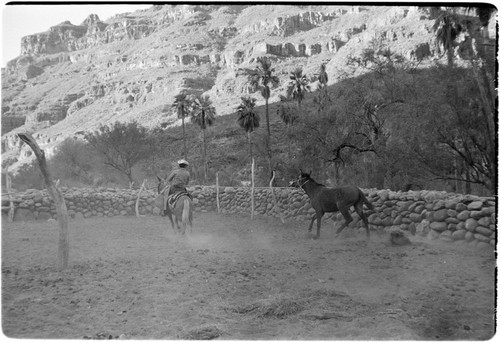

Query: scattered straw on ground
[181,326,224,340]
[229,294,305,319]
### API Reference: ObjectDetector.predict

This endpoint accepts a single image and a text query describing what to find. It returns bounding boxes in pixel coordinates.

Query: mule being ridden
[290,170,373,239]
[156,177,193,235]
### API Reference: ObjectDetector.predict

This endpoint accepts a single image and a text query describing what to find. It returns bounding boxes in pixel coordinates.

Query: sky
[1,2,152,67]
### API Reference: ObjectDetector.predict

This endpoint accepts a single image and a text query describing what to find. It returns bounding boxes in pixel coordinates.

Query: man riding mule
[162,159,192,214]
[156,159,193,235]
[290,170,374,239]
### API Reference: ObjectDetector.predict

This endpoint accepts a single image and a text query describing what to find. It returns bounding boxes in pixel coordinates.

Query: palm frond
[191,95,216,129]
[237,96,260,133]
[173,92,192,119]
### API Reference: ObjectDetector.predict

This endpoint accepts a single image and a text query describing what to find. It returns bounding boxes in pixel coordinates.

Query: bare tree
[84,121,151,185]
[18,133,69,270]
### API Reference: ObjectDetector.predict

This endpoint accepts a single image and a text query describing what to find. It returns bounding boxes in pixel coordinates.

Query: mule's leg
[171,216,176,232]
[163,203,175,232]
[187,208,193,234]
[165,210,175,230]
[189,205,193,232]
[180,220,186,235]
[167,213,175,232]
[187,215,193,234]
[173,216,181,234]
[181,198,191,235]
[177,217,185,235]
[308,213,317,232]
[163,195,169,216]
[315,211,324,238]
[335,207,352,236]
[354,202,370,238]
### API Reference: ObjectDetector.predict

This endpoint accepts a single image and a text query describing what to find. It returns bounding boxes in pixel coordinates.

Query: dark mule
[156,176,193,235]
[290,170,373,239]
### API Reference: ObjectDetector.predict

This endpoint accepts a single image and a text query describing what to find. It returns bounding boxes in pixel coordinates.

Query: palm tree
[250,56,279,172]
[173,92,192,159]
[432,7,495,68]
[318,63,328,103]
[313,63,330,115]
[432,10,463,67]
[430,6,496,192]
[286,67,311,112]
[236,96,260,163]
[277,95,298,128]
[276,94,298,158]
[318,63,328,92]
[191,95,216,182]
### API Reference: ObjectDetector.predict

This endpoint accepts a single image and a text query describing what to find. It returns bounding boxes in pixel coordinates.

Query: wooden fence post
[135,179,147,217]
[6,171,15,222]
[18,133,69,270]
[216,172,220,214]
[251,158,255,219]
[270,170,285,224]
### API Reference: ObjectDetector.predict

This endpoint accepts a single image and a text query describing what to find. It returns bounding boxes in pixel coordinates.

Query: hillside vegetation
[1,5,496,195]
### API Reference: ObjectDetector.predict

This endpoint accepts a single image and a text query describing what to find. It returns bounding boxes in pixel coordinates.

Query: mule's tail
[359,189,374,210]
[182,198,192,227]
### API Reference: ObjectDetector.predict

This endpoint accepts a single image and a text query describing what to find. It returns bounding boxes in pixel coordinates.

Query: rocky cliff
[1,5,486,171]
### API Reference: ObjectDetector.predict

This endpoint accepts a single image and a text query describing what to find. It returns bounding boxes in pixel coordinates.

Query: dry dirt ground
[1,213,496,340]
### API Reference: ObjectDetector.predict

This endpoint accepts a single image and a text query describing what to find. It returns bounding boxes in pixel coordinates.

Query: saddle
[167,191,192,209]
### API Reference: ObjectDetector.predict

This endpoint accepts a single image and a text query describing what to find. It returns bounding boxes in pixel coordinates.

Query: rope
[159,184,170,195]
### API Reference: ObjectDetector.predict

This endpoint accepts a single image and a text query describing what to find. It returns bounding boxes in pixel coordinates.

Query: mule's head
[289,169,312,188]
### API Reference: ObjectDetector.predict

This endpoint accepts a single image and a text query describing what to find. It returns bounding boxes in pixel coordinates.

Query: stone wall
[6,186,496,248]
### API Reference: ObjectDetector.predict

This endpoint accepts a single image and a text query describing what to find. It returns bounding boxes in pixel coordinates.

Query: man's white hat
[177,159,189,165]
